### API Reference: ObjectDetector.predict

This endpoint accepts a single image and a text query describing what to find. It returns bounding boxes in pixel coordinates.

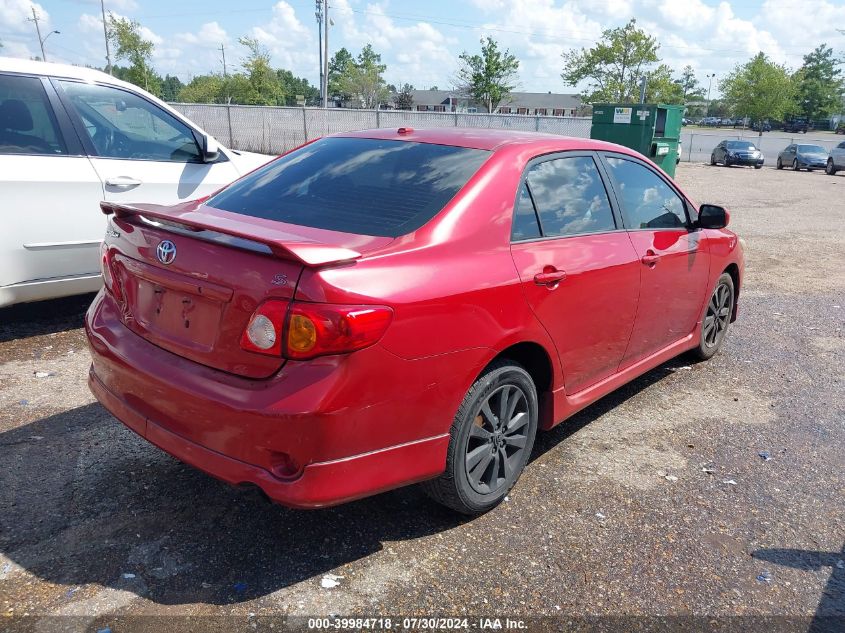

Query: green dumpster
[590,104,684,177]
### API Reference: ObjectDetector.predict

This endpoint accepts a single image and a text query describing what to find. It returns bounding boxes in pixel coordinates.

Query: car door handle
[105,176,142,188]
[534,269,567,285]
[641,251,660,267]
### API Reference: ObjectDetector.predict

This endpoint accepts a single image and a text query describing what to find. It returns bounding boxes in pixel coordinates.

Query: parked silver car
[777,144,829,171]
[826,140,845,175]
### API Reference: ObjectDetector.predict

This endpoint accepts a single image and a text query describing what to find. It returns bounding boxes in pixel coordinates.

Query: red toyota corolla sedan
[85,128,743,514]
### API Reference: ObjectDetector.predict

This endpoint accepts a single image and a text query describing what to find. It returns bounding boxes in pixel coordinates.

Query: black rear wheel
[827,160,838,176]
[423,360,538,514]
[776,157,783,169]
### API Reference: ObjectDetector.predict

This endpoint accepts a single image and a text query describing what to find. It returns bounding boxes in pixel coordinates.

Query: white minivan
[0,58,274,307]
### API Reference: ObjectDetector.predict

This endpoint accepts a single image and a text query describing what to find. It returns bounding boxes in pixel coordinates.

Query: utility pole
[315,0,323,105]
[639,76,648,104]
[706,73,716,116]
[101,0,112,74]
[29,7,50,62]
[220,44,228,77]
[322,0,329,108]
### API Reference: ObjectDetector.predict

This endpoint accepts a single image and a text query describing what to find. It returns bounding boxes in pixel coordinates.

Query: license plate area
[132,281,221,351]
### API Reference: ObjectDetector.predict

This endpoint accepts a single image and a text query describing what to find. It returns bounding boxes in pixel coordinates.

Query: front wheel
[754,164,763,169]
[776,157,783,169]
[423,360,538,514]
[792,159,800,171]
[710,154,717,166]
[693,273,735,361]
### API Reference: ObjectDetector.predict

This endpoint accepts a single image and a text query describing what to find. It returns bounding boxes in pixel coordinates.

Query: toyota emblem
[156,240,177,265]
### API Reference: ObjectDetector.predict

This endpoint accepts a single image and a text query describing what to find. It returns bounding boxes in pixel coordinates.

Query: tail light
[100,243,123,302]
[240,301,393,360]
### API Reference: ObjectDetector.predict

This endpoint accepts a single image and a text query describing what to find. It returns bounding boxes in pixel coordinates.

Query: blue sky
[2,0,844,94]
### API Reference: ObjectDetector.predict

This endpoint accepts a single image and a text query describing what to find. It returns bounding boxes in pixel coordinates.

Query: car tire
[693,273,735,361]
[755,164,763,169]
[826,160,837,176]
[776,157,783,169]
[710,154,717,166]
[792,159,800,171]
[422,360,538,515]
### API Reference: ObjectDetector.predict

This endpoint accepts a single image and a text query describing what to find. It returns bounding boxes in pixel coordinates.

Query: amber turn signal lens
[287,313,317,353]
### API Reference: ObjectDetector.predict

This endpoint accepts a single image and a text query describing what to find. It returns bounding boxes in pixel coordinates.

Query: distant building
[396,90,582,116]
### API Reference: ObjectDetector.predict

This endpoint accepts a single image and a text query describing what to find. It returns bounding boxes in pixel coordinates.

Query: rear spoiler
[101,201,362,267]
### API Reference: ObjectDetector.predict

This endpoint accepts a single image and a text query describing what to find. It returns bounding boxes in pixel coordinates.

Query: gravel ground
[0,163,843,632]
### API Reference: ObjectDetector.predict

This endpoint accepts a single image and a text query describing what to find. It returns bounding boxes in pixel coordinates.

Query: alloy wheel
[464,384,530,495]
[703,281,733,348]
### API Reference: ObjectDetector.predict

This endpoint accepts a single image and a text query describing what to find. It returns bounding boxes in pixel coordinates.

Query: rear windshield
[208,137,490,237]
[726,141,756,150]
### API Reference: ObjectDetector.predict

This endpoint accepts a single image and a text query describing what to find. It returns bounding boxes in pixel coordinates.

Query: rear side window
[0,74,66,156]
[511,182,541,240]
[208,137,489,237]
[522,156,616,238]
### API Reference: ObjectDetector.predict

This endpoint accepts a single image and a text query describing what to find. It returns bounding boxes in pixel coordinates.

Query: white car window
[58,80,202,162]
[0,74,66,156]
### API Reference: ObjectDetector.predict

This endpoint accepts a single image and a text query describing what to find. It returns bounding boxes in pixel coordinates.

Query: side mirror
[200,133,220,163]
[697,204,729,229]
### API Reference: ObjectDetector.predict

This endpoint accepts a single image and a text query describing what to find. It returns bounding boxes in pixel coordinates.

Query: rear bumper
[85,291,484,508]
[88,367,448,508]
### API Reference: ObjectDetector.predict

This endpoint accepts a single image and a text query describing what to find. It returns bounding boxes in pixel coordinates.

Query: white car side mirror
[200,134,220,163]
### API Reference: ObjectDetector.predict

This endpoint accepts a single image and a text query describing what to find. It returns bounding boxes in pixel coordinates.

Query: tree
[644,64,684,103]
[562,19,659,103]
[328,47,355,100]
[160,74,184,102]
[394,83,415,110]
[455,37,519,113]
[675,65,705,102]
[276,69,319,105]
[238,36,285,105]
[107,14,160,95]
[338,44,389,108]
[794,44,844,121]
[720,53,797,131]
[177,74,225,103]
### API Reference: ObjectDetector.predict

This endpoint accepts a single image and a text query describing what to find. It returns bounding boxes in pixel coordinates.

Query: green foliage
[794,44,844,120]
[562,19,659,103]
[456,37,519,113]
[720,53,797,122]
[177,74,226,103]
[328,47,355,100]
[277,69,320,105]
[394,83,415,110]
[237,36,285,105]
[107,14,160,96]
[675,65,706,101]
[334,44,390,108]
[644,64,684,103]
[159,75,184,102]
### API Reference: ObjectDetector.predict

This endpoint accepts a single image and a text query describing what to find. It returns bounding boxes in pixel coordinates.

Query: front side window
[523,156,616,238]
[208,137,490,237]
[604,156,688,230]
[58,80,201,162]
[0,74,66,156]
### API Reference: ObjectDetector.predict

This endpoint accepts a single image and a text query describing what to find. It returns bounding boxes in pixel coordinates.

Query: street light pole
[28,8,59,62]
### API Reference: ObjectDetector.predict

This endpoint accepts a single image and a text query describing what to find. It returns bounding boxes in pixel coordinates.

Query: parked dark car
[711,140,764,168]
[835,122,845,135]
[751,120,771,132]
[783,118,811,134]
[776,144,829,171]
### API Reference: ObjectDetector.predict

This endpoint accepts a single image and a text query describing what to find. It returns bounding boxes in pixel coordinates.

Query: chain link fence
[169,103,593,155]
[170,103,841,165]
